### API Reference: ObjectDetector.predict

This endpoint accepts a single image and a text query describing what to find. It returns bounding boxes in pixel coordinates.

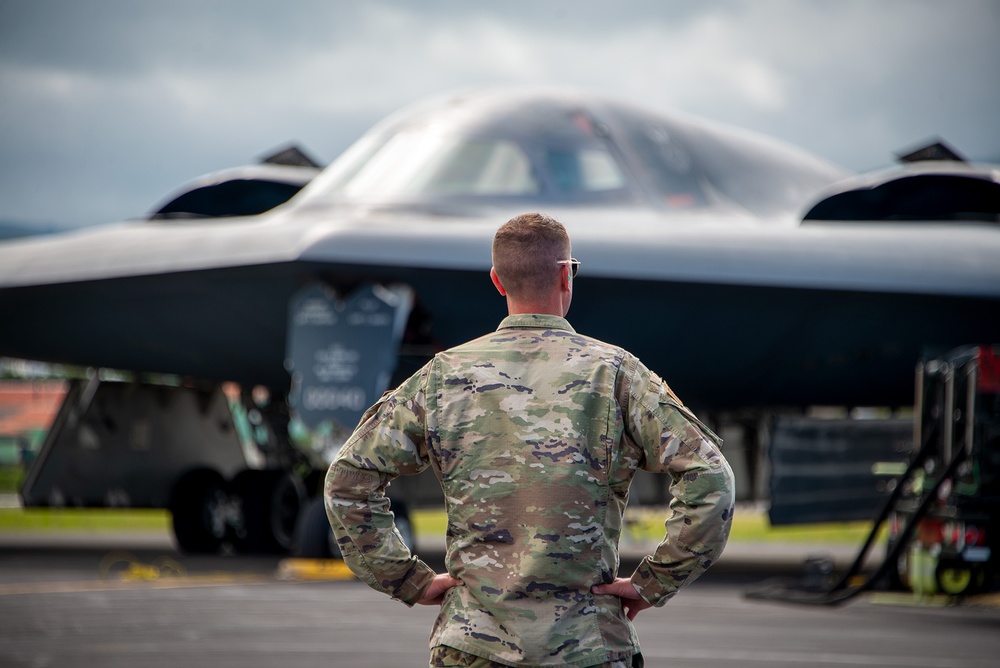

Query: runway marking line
[869,591,1000,609]
[275,558,356,581]
[0,559,359,596]
[0,573,274,596]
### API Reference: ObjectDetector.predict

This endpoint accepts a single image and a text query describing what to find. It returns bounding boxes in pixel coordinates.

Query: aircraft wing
[3,201,997,295]
[1,204,997,408]
[2,86,998,411]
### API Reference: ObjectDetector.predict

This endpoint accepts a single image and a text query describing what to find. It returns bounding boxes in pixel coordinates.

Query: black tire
[169,469,229,554]
[292,496,416,558]
[293,497,341,559]
[390,498,416,553]
[935,561,991,596]
[267,472,308,551]
[231,470,306,554]
[887,542,912,591]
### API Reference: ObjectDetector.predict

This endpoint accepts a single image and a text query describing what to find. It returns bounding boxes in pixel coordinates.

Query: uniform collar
[497,313,576,333]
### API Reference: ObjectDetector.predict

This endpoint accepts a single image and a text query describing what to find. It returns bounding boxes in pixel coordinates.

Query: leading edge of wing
[297,209,1000,299]
[0,208,997,300]
[567,218,1000,299]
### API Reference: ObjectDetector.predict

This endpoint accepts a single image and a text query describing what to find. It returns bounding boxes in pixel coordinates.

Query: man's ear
[490,267,507,296]
[560,264,572,292]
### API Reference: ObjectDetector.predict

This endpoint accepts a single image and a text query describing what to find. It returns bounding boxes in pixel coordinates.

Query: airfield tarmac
[1,530,998,668]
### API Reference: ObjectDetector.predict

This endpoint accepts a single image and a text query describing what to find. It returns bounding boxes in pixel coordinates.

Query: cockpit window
[626,124,708,208]
[418,138,537,195]
[310,131,539,198]
[297,128,629,203]
[544,147,626,193]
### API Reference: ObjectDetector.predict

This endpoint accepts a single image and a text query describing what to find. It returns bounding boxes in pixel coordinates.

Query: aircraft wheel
[936,563,989,596]
[231,470,306,553]
[391,498,416,553]
[292,497,416,558]
[267,472,308,551]
[887,544,912,591]
[169,469,229,554]
[293,497,341,559]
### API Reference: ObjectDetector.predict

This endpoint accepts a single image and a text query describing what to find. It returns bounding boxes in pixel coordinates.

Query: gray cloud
[1,0,997,227]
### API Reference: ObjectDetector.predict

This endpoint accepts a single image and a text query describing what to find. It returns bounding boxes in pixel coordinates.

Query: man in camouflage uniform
[326,212,735,667]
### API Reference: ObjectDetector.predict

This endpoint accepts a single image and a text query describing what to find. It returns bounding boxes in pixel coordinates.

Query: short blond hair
[492,212,571,301]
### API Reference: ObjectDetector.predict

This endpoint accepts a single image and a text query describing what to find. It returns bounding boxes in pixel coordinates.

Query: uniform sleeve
[623,359,735,606]
[324,367,436,606]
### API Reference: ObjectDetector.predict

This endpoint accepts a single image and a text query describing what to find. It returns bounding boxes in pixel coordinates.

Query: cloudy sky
[1,0,998,228]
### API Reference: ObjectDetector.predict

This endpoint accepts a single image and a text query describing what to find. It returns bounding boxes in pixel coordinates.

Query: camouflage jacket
[326,314,734,667]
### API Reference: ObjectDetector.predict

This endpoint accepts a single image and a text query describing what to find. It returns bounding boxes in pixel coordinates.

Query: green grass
[0,505,880,545]
[0,507,170,532]
[0,466,24,494]
[619,506,881,544]
[412,507,879,545]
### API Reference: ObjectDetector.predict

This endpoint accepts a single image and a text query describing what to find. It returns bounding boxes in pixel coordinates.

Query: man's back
[424,313,637,664]
[326,212,733,668]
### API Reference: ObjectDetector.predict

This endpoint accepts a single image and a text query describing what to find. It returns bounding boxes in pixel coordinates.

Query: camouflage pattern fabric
[326,314,734,667]
[430,644,643,667]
